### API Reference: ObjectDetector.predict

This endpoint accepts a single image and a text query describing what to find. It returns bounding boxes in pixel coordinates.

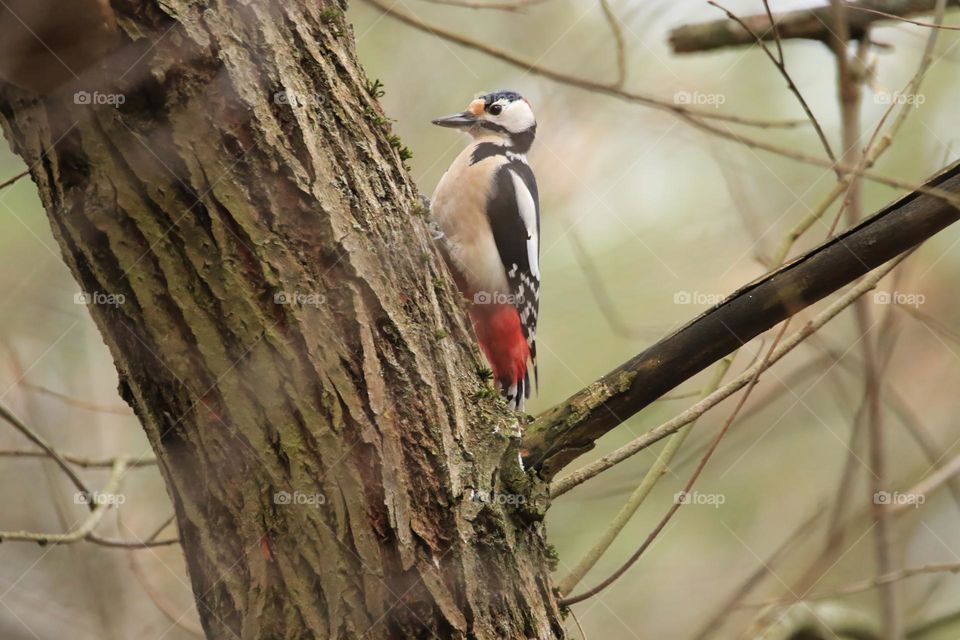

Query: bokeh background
[3,0,960,638]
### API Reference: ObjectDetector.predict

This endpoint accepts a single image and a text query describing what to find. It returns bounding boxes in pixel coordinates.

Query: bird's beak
[431,111,478,129]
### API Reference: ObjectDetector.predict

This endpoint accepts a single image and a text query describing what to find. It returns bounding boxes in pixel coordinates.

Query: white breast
[431,143,511,296]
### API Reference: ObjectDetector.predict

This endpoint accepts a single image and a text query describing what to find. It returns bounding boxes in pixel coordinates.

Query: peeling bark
[0,1,562,638]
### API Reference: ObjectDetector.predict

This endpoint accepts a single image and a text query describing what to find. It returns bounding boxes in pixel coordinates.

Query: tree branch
[669,0,959,54]
[523,159,960,480]
[0,457,127,544]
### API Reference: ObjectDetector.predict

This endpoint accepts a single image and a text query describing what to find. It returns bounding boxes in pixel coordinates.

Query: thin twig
[417,0,551,11]
[19,381,133,414]
[559,322,792,606]
[886,453,960,516]
[847,4,960,30]
[0,448,157,468]
[0,169,28,190]
[556,357,734,596]
[708,0,837,167]
[568,606,588,640]
[747,561,960,608]
[359,0,807,129]
[598,0,626,88]
[694,506,827,639]
[0,400,90,498]
[0,457,128,544]
[549,254,912,497]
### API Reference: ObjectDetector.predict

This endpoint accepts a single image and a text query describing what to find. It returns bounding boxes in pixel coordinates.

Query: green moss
[543,542,560,572]
[472,385,499,401]
[319,7,342,23]
[365,78,386,99]
[387,134,413,163]
[363,107,388,127]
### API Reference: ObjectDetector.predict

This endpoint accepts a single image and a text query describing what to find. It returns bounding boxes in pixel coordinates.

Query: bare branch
[707,0,837,167]
[669,0,958,54]
[0,448,156,468]
[416,0,551,11]
[886,453,960,515]
[559,323,792,606]
[0,169,28,190]
[0,457,127,544]
[19,381,133,414]
[525,159,960,481]
[598,0,626,88]
[0,400,90,497]
[359,0,808,129]
[555,357,733,595]
[549,252,911,496]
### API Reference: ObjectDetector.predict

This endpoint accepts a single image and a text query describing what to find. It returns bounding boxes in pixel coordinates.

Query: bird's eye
[488,104,502,116]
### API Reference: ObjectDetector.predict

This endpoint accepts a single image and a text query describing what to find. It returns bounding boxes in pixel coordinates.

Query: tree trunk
[0,1,561,638]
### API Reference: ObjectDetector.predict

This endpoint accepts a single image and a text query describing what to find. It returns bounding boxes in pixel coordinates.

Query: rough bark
[0,1,561,638]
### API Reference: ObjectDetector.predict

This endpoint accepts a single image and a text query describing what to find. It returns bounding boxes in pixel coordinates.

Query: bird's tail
[470,303,531,410]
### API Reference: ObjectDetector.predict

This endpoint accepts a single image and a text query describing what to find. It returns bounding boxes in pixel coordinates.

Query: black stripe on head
[481,90,523,107]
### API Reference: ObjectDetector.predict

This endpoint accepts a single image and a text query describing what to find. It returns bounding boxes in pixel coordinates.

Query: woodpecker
[430,90,540,409]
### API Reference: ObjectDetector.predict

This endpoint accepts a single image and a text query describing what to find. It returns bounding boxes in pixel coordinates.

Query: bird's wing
[486,158,540,383]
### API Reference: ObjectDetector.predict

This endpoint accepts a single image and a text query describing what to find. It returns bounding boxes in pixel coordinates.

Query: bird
[429,90,540,410]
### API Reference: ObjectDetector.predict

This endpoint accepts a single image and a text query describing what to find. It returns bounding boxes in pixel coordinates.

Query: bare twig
[359,0,807,129]
[848,4,960,29]
[748,561,960,607]
[559,323,791,606]
[549,254,912,496]
[695,506,827,639]
[0,400,90,497]
[556,357,734,596]
[886,453,960,515]
[707,0,837,167]
[417,0,550,11]
[0,448,157,468]
[527,155,960,480]
[0,169,28,190]
[0,457,127,544]
[669,0,959,53]
[598,0,626,88]
[19,381,133,414]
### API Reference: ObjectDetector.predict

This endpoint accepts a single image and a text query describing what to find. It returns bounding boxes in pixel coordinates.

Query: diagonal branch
[522,159,960,480]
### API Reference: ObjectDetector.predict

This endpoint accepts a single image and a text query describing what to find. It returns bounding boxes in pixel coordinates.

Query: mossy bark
[0,1,562,637]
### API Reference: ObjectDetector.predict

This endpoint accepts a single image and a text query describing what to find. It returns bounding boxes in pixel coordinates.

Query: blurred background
[3,0,960,638]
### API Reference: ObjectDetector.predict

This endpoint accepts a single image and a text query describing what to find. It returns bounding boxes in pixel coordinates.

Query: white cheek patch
[498,100,536,134]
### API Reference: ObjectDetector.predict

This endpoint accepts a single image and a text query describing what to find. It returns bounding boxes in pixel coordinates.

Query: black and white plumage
[430,90,541,409]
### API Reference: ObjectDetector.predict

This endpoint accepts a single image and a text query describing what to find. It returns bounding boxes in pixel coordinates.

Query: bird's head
[432,90,536,150]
